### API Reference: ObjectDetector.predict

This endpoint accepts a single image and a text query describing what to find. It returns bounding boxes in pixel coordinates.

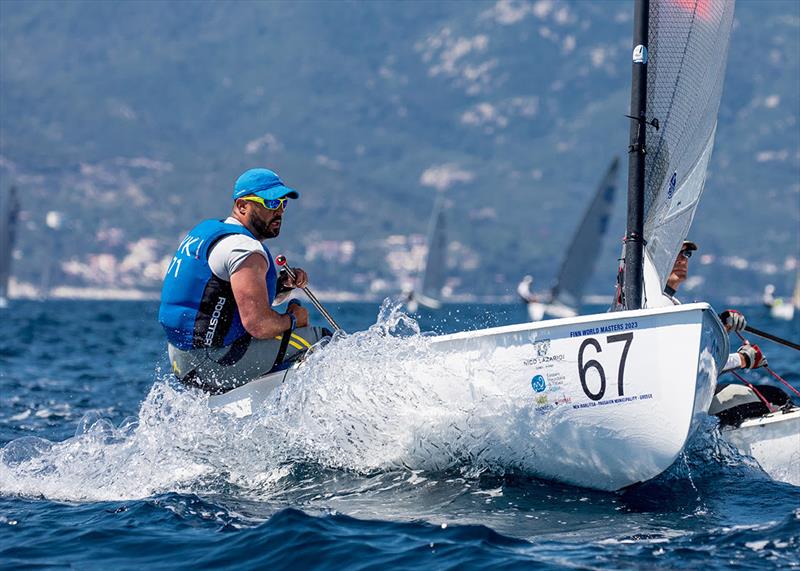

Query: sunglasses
[242,196,289,210]
[679,249,693,259]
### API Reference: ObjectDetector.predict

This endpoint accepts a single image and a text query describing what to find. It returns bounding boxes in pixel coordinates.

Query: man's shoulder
[212,233,264,256]
[208,234,268,281]
[191,217,255,236]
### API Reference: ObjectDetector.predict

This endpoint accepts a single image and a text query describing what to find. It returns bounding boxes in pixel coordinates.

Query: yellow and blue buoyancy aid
[158,219,277,350]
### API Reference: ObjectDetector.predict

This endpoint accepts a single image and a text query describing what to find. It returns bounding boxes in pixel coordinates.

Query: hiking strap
[272,329,293,370]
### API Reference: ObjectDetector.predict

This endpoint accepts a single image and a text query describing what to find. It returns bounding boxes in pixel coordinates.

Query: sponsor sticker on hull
[526,324,655,413]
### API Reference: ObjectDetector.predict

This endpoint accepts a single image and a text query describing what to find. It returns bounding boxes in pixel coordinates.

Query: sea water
[0,300,798,569]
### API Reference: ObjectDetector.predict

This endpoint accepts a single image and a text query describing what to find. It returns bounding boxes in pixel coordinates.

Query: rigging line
[728,370,777,414]
[734,329,800,398]
[765,368,800,399]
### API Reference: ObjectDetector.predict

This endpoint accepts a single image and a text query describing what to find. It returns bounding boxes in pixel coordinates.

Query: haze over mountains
[1,0,798,301]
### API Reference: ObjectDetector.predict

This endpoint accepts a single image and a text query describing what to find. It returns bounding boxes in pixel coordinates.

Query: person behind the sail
[653,240,766,373]
[159,167,331,393]
[762,284,776,308]
[517,275,539,304]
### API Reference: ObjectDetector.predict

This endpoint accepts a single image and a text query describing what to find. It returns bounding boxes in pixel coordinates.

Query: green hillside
[1,0,797,300]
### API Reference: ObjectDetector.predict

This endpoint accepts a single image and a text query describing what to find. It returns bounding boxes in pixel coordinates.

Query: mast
[623,0,649,309]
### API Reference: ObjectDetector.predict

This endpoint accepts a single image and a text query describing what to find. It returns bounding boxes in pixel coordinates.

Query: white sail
[641,0,735,304]
[0,186,20,304]
[415,194,447,309]
[524,158,619,321]
[552,157,620,309]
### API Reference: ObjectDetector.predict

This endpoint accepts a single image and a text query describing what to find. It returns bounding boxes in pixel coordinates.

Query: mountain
[1,0,798,301]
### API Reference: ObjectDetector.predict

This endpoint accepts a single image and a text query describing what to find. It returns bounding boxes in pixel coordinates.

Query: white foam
[0,302,546,502]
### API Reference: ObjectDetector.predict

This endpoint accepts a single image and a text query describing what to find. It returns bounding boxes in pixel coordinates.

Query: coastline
[5,281,766,307]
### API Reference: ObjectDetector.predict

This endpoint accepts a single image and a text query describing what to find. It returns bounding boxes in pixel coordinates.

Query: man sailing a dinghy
[655,240,766,372]
[159,168,330,394]
[655,240,797,429]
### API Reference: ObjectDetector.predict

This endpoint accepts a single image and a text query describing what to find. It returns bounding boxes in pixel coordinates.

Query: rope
[728,370,778,413]
[731,328,800,401]
[765,367,800,399]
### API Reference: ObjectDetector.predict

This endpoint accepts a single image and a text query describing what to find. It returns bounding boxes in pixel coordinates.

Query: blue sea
[1,300,798,569]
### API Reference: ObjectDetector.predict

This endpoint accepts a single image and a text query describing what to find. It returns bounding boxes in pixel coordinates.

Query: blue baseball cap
[233,168,300,200]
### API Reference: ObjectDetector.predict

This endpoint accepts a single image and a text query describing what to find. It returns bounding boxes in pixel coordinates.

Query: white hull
[527,301,578,322]
[414,293,442,310]
[208,367,294,418]
[770,303,795,321]
[721,408,800,484]
[210,303,727,491]
[404,293,442,313]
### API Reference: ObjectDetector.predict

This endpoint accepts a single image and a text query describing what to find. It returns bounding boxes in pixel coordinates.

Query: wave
[0,301,796,509]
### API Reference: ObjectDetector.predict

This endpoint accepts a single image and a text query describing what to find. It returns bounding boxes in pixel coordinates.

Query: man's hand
[280,267,309,289]
[737,342,767,369]
[288,303,309,328]
[720,309,747,332]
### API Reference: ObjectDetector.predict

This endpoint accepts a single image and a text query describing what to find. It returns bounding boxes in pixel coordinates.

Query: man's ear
[234,198,249,215]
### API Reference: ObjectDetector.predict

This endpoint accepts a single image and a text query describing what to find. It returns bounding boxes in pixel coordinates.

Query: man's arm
[230,254,308,338]
[721,343,768,372]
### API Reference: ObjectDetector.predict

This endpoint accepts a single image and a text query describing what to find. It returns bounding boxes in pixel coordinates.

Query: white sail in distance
[552,157,620,309]
[641,0,735,303]
[0,186,20,303]
[417,193,447,309]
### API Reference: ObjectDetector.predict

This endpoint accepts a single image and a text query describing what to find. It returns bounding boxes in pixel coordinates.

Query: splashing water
[2,300,796,508]
[0,302,548,503]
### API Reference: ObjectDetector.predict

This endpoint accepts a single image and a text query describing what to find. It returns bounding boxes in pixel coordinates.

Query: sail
[552,157,620,308]
[0,186,20,300]
[642,0,735,301]
[419,194,447,304]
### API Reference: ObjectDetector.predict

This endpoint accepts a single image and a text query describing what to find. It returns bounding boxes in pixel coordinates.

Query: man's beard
[252,214,280,239]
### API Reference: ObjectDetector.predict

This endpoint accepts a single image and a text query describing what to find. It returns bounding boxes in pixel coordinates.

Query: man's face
[670,249,691,284]
[243,199,285,240]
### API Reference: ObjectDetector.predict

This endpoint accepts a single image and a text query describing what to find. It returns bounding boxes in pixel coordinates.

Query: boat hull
[770,303,795,321]
[209,303,727,491]
[527,301,578,321]
[722,408,800,485]
[208,367,293,417]
[428,303,727,490]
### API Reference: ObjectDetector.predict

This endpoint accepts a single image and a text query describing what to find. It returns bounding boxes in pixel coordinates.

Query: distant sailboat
[794,272,800,309]
[0,186,20,308]
[764,272,799,320]
[520,157,620,321]
[405,193,447,312]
